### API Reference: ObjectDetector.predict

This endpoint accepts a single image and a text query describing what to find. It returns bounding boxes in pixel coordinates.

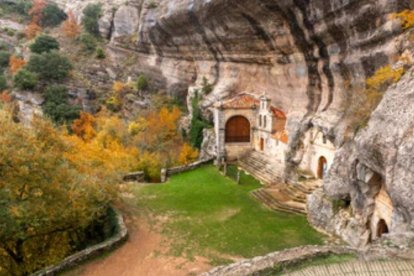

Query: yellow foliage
[112,81,128,93]
[71,112,96,141]
[366,65,405,91]
[392,9,414,29]
[178,143,199,165]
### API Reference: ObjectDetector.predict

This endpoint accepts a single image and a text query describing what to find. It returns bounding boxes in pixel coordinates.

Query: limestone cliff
[57,0,414,248]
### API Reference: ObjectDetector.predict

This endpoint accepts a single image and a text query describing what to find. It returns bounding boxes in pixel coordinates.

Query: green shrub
[82,4,102,37]
[147,1,158,9]
[42,85,80,125]
[13,0,32,16]
[41,3,67,27]
[96,47,106,59]
[13,69,38,90]
[189,91,210,149]
[27,52,72,81]
[0,51,10,69]
[106,96,122,112]
[136,74,148,91]
[79,33,97,53]
[29,35,60,54]
[201,76,213,95]
[0,74,7,91]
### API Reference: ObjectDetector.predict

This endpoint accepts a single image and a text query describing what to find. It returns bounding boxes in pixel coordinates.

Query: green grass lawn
[132,165,324,263]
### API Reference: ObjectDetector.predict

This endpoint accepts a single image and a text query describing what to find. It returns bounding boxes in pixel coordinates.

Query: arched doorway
[317,156,328,179]
[260,138,264,151]
[377,219,389,238]
[225,116,251,143]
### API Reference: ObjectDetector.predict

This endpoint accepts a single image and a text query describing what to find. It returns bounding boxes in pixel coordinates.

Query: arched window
[259,115,262,127]
[264,116,267,128]
[225,116,251,143]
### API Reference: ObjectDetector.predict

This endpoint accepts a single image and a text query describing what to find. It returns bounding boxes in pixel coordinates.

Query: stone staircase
[238,151,322,215]
[237,150,284,185]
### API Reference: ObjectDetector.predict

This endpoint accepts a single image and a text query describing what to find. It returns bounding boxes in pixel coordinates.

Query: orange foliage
[0,91,12,103]
[62,11,80,39]
[392,10,414,29]
[28,0,46,24]
[25,22,42,39]
[112,81,128,94]
[71,112,97,142]
[9,55,26,74]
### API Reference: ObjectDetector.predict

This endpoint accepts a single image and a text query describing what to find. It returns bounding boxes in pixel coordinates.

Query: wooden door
[225,116,250,143]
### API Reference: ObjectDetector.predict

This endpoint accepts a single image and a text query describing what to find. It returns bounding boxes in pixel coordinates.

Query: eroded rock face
[56,0,414,248]
[309,66,414,248]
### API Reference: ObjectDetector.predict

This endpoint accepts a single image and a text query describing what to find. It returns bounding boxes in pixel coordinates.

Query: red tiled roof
[272,130,289,144]
[271,106,286,119]
[216,93,259,109]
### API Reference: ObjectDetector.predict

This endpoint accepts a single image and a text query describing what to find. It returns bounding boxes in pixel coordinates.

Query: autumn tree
[9,55,26,74]
[62,11,81,39]
[25,0,46,39]
[71,112,97,142]
[0,110,118,274]
[178,143,199,165]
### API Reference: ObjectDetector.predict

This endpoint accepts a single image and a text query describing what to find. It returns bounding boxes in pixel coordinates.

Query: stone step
[251,189,307,215]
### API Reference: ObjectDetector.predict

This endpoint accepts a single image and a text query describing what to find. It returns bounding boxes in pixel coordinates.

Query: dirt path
[73,213,212,276]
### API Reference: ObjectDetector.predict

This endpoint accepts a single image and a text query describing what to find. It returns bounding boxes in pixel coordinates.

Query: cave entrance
[377,219,389,238]
[317,156,327,179]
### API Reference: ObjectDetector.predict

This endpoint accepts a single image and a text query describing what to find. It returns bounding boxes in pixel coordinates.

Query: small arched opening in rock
[317,156,327,179]
[377,219,389,238]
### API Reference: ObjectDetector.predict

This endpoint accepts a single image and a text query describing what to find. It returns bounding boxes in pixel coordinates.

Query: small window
[323,136,327,144]
[264,116,267,128]
[259,115,262,127]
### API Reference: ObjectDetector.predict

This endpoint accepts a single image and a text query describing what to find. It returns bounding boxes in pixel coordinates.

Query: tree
[189,91,210,149]
[62,11,80,39]
[0,109,118,274]
[178,143,199,165]
[28,0,46,24]
[13,69,38,90]
[41,3,67,27]
[24,22,41,39]
[79,32,97,53]
[82,4,102,37]
[27,52,72,81]
[42,85,80,125]
[136,74,148,91]
[0,74,7,91]
[9,55,26,75]
[71,112,97,142]
[29,35,60,54]
[0,51,10,70]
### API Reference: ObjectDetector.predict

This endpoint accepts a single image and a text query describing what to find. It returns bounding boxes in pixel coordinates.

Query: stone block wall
[202,245,355,276]
[32,208,128,276]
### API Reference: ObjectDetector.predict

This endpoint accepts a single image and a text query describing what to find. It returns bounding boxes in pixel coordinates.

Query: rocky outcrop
[309,65,414,248]
[56,0,414,248]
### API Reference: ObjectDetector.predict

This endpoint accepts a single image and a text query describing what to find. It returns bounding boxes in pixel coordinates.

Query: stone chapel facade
[214,93,288,163]
[213,93,338,180]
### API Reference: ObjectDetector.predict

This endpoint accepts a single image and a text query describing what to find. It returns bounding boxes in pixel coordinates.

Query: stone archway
[225,116,251,143]
[377,219,389,238]
[317,156,327,179]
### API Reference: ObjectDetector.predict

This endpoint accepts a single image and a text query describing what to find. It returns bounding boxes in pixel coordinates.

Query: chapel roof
[215,93,259,110]
[216,93,286,119]
[272,130,289,144]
